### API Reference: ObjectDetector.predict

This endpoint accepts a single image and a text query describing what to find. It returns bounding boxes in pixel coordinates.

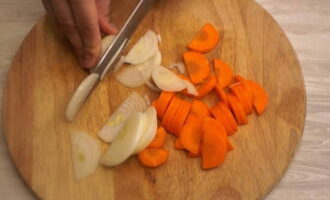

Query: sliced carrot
[210,105,234,135]
[183,51,210,84]
[154,92,175,119]
[196,75,217,99]
[188,23,219,53]
[218,102,238,132]
[174,138,185,150]
[229,83,253,114]
[138,148,169,168]
[180,114,203,154]
[214,84,229,106]
[226,139,234,152]
[148,127,167,148]
[171,100,192,136]
[190,100,210,117]
[201,117,227,169]
[248,80,269,115]
[188,150,200,158]
[227,94,248,125]
[162,97,182,133]
[234,75,254,103]
[214,59,233,88]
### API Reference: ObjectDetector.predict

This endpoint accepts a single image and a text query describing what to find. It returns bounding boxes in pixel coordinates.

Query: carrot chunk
[162,97,182,133]
[248,80,269,115]
[218,102,238,132]
[180,114,203,154]
[138,148,169,168]
[196,75,217,99]
[214,59,233,88]
[214,84,229,106]
[229,83,253,114]
[188,23,219,53]
[174,138,185,150]
[148,127,167,148]
[154,92,175,119]
[210,105,234,135]
[171,100,192,136]
[227,94,248,125]
[190,100,210,117]
[183,51,211,84]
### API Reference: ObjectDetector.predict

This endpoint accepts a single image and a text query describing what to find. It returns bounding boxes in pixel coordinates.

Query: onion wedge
[70,132,101,181]
[98,92,147,143]
[152,66,187,92]
[101,112,147,166]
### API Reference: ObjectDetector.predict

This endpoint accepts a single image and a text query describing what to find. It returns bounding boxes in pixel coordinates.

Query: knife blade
[65,0,157,122]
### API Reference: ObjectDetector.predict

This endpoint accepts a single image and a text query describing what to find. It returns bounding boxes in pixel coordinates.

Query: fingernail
[83,54,94,69]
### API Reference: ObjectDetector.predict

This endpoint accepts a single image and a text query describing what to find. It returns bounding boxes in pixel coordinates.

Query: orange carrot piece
[148,127,167,148]
[248,80,269,115]
[227,94,248,125]
[190,100,210,117]
[188,150,200,158]
[155,92,175,119]
[196,75,217,99]
[210,105,234,135]
[214,59,233,88]
[234,75,253,102]
[226,139,234,152]
[183,51,211,84]
[138,148,169,168]
[171,100,192,136]
[174,138,185,150]
[214,84,229,106]
[188,23,219,53]
[180,114,203,154]
[218,102,238,132]
[202,117,227,169]
[229,83,253,114]
[162,97,182,133]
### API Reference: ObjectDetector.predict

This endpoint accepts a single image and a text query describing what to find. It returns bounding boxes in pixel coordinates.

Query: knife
[65,0,157,122]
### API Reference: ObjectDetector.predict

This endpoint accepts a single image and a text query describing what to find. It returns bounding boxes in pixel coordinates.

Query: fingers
[99,16,119,35]
[70,0,101,68]
[49,0,84,65]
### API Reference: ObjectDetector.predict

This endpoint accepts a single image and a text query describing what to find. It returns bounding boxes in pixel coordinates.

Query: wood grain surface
[0,0,328,200]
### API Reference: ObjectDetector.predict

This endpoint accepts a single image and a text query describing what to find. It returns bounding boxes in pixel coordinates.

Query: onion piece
[101,112,147,166]
[124,30,159,65]
[144,79,162,92]
[98,92,147,143]
[169,62,186,74]
[101,35,116,56]
[70,132,101,180]
[116,50,161,88]
[183,80,199,96]
[152,66,187,92]
[157,34,162,43]
[143,94,151,106]
[134,106,158,154]
[113,56,126,72]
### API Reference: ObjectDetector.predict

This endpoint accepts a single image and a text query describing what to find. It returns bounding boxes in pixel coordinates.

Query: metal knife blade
[93,0,157,77]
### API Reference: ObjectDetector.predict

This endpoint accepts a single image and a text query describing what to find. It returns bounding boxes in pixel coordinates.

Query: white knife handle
[65,73,100,122]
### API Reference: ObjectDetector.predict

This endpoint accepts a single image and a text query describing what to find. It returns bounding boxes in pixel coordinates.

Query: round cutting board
[3,0,306,199]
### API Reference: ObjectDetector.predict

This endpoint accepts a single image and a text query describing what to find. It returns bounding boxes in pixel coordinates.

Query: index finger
[70,0,101,68]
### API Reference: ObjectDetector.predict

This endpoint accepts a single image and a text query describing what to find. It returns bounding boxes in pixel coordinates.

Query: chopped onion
[145,79,162,92]
[157,34,162,43]
[152,66,187,92]
[98,92,147,143]
[101,35,116,56]
[116,50,161,88]
[183,80,199,96]
[101,112,147,166]
[113,56,126,72]
[143,94,151,106]
[134,107,158,154]
[70,132,101,180]
[124,30,159,65]
[169,62,186,74]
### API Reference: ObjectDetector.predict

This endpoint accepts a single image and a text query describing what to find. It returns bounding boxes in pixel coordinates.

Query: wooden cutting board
[3,0,306,199]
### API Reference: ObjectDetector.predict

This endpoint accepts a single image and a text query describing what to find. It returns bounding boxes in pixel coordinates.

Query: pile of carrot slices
[138,23,268,169]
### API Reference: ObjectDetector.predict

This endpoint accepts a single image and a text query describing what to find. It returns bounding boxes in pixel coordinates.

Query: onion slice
[169,62,186,74]
[152,66,187,92]
[70,132,101,180]
[101,112,147,166]
[183,80,199,96]
[124,30,159,65]
[134,106,158,154]
[98,92,147,143]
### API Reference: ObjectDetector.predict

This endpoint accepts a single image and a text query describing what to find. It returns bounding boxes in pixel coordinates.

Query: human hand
[42,0,118,68]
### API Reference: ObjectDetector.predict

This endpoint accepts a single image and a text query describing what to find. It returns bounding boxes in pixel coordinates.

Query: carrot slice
[248,80,269,114]
[190,100,210,117]
[226,139,234,152]
[174,138,185,150]
[138,148,169,168]
[188,23,219,53]
[218,102,238,132]
[234,75,253,102]
[183,51,210,84]
[148,127,167,148]
[180,114,203,154]
[162,97,182,133]
[196,75,217,99]
[214,84,229,106]
[229,83,253,114]
[155,92,175,119]
[227,94,248,125]
[214,59,233,88]
[202,117,227,169]
[171,100,192,136]
[210,105,234,135]
[188,150,200,158]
